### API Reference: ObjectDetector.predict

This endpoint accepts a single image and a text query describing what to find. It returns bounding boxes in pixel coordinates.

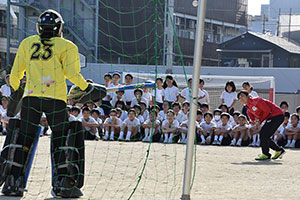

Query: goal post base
[181,194,191,200]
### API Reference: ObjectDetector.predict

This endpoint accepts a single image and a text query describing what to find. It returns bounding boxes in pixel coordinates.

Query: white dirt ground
[0,135,299,200]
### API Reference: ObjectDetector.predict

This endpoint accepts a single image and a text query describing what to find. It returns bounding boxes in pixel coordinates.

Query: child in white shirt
[162,75,179,105]
[80,107,99,140]
[273,111,289,145]
[284,113,300,148]
[220,80,237,115]
[130,88,149,108]
[212,109,222,126]
[123,74,135,110]
[152,78,164,109]
[142,109,161,142]
[198,79,210,104]
[140,101,149,122]
[119,109,141,141]
[91,109,103,140]
[158,101,170,122]
[162,110,179,144]
[115,100,128,121]
[199,112,216,145]
[213,113,232,145]
[103,109,123,141]
[172,102,188,124]
[133,104,145,124]
[180,78,205,103]
[230,115,250,146]
[142,87,152,106]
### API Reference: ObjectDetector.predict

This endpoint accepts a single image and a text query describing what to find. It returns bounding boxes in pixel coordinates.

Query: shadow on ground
[231,161,283,165]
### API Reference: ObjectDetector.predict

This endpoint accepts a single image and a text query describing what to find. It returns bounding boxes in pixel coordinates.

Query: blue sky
[248,0,270,16]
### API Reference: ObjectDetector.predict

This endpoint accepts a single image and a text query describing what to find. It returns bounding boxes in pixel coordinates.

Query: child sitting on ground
[71,106,81,120]
[273,111,289,145]
[213,112,232,145]
[142,109,161,142]
[91,109,103,140]
[284,113,300,148]
[119,109,141,141]
[162,110,179,144]
[80,107,100,140]
[199,112,216,145]
[230,114,250,146]
[158,101,170,122]
[103,109,123,141]
[212,109,222,126]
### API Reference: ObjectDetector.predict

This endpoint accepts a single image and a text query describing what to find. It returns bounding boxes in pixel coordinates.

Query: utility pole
[166,0,174,74]
[288,8,292,42]
[95,0,99,63]
[262,14,265,34]
[162,0,167,66]
[276,8,281,36]
[6,0,11,66]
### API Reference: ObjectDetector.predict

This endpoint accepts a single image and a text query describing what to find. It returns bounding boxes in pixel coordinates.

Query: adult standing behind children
[238,90,285,160]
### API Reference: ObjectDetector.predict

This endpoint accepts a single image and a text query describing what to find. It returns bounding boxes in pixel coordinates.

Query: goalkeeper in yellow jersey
[0,9,93,197]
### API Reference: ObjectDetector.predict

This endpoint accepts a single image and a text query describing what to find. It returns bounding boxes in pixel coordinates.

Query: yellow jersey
[10,35,88,103]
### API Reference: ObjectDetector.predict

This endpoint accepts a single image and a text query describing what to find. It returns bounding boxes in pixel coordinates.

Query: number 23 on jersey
[30,43,54,61]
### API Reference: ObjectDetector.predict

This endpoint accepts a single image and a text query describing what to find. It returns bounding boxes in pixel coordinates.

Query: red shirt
[246,97,284,123]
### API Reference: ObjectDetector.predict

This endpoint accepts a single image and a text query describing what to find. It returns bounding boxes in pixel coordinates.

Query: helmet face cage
[36,9,64,38]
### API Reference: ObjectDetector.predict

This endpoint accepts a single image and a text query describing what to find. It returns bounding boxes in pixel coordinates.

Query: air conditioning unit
[189,31,195,40]
[217,27,222,34]
[189,20,195,29]
[175,17,180,25]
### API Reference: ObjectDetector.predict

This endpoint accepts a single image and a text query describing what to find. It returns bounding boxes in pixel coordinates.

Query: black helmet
[36,9,64,39]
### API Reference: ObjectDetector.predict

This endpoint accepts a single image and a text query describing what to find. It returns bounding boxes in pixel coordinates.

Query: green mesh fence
[2,0,198,199]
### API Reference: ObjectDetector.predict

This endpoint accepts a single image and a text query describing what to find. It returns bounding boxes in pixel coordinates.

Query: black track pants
[259,114,284,157]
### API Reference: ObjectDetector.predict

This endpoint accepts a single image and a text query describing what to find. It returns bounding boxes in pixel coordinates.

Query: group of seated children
[63,73,300,148]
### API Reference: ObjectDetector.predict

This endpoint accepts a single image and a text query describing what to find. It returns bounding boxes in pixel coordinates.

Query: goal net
[3,0,197,199]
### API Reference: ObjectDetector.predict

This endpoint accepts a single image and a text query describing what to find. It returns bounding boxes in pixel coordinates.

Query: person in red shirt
[237,90,285,160]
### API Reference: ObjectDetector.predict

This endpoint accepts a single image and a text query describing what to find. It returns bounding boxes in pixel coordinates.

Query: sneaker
[103,135,109,141]
[255,154,271,161]
[164,138,168,144]
[142,136,149,142]
[255,141,260,147]
[290,143,295,148]
[125,137,131,142]
[284,143,291,148]
[272,149,285,160]
[200,141,205,145]
[205,137,211,144]
[51,187,83,198]
[230,140,236,146]
[249,142,255,147]
[2,175,24,197]
[217,140,221,146]
[212,140,218,145]
[95,136,100,141]
[236,140,242,146]
[110,136,114,141]
[118,136,125,141]
[179,139,187,144]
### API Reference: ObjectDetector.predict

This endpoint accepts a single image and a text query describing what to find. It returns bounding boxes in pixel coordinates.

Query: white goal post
[123,72,276,102]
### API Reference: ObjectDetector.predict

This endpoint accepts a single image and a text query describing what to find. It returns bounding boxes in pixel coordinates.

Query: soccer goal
[123,72,275,110]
